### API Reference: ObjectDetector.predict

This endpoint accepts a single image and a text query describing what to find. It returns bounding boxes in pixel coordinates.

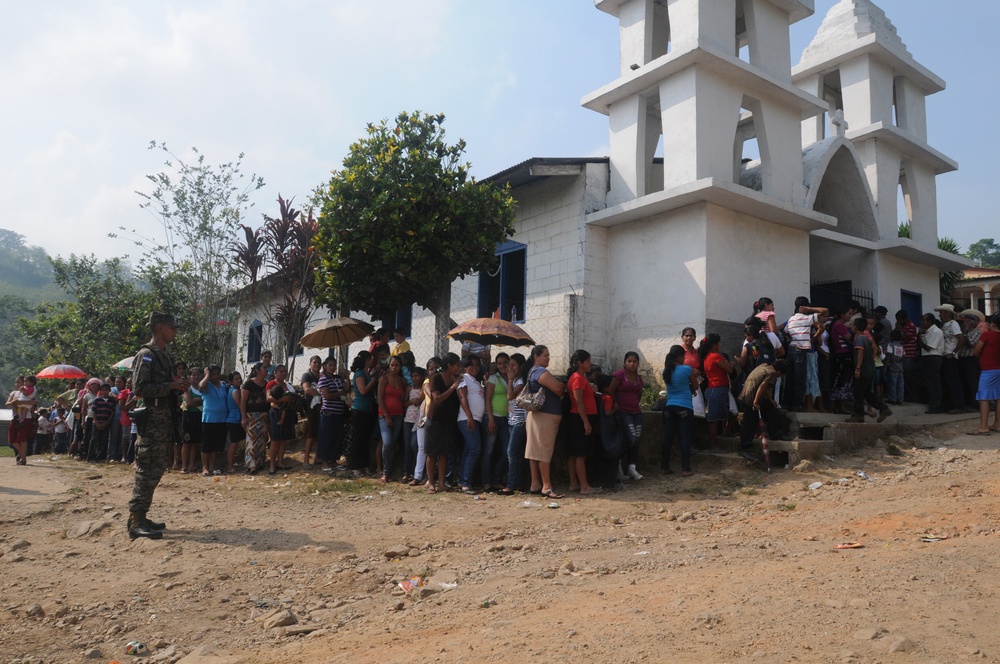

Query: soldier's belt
[146,397,174,407]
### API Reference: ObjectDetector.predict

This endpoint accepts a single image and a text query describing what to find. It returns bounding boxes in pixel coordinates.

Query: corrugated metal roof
[483,157,609,189]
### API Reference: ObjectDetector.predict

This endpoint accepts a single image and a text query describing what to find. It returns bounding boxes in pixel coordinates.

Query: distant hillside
[0,228,65,303]
[0,229,65,390]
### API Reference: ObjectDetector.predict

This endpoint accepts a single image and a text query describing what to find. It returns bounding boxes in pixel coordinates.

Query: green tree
[314,111,515,353]
[232,195,319,375]
[898,222,964,299]
[0,228,64,302]
[16,256,197,377]
[967,238,1000,268]
[113,142,265,365]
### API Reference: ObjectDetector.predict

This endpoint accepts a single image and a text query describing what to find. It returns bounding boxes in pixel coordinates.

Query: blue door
[900,290,922,325]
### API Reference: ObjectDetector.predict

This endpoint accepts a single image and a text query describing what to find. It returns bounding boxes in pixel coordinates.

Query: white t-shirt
[457,373,486,422]
[941,319,961,356]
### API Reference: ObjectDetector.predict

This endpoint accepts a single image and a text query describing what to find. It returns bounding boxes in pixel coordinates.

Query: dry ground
[2,418,999,664]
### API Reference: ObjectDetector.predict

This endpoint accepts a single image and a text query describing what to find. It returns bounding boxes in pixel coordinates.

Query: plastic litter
[807,481,823,490]
[398,576,425,593]
[125,641,148,656]
[857,471,870,480]
[520,500,541,508]
[547,501,560,509]
[439,582,458,591]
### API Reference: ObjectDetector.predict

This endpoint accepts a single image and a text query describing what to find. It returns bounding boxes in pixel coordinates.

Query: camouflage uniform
[128,342,178,514]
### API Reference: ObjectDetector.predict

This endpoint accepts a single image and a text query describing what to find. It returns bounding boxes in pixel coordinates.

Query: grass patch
[738,487,758,496]
[779,503,796,511]
[0,446,14,458]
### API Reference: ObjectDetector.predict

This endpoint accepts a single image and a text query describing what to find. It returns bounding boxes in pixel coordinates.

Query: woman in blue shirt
[662,345,699,476]
[197,365,230,476]
[347,351,380,475]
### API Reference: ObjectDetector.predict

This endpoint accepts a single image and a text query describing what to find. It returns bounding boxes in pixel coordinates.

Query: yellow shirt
[390,340,411,356]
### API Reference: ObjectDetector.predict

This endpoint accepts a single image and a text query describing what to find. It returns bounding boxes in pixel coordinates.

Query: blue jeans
[662,406,693,472]
[458,418,483,488]
[378,414,404,477]
[402,421,417,478]
[616,411,643,466]
[54,431,70,454]
[886,370,904,403]
[317,411,345,465]
[506,422,527,491]
[483,415,509,487]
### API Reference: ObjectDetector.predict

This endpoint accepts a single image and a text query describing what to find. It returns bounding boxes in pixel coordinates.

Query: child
[402,366,426,484]
[269,383,291,428]
[884,329,905,405]
[34,408,52,455]
[90,383,116,462]
[595,374,624,492]
[53,407,71,454]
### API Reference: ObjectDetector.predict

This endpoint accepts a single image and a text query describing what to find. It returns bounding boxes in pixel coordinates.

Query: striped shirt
[317,374,346,415]
[785,313,818,350]
[90,396,116,426]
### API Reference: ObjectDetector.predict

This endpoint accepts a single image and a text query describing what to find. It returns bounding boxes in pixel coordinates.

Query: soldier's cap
[149,312,180,329]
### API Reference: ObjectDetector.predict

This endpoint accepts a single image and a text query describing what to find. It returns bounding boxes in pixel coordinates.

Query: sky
[1,0,995,262]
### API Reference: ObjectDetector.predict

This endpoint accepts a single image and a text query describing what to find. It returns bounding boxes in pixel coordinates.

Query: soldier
[127,312,190,540]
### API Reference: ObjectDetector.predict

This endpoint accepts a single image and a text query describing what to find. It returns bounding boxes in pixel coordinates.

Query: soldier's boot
[128,511,163,540]
[143,516,166,531]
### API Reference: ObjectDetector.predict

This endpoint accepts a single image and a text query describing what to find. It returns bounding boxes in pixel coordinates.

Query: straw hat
[959,309,986,323]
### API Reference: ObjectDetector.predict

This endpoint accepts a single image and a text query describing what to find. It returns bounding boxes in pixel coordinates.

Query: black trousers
[941,356,964,410]
[921,355,943,410]
[853,373,887,417]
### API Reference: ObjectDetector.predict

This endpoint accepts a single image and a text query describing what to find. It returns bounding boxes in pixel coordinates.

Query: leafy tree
[314,111,515,353]
[14,255,217,379]
[0,294,46,390]
[967,238,1000,268]
[898,222,964,299]
[112,142,266,365]
[232,195,319,375]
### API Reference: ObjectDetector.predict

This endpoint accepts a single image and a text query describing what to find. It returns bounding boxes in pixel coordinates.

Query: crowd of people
[7,303,1000,490]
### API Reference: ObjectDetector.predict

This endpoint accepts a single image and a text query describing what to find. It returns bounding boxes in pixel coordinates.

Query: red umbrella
[35,364,89,380]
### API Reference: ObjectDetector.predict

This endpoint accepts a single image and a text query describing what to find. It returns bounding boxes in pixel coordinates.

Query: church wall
[875,252,941,314]
[704,204,811,351]
[605,204,709,384]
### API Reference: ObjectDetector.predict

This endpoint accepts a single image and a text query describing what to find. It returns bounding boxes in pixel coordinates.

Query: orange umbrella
[446,318,535,347]
[35,364,88,380]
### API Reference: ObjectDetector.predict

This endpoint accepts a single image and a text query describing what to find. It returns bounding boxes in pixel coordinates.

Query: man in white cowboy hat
[934,304,964,413]
[958,309,987,410]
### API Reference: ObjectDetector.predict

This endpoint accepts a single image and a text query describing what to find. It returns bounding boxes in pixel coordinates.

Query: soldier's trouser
[128,410,173,514]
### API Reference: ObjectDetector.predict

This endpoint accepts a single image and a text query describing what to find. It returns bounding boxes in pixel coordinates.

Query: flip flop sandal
[835,542,864,549]
[541,489,565,499]
[967,431,992,436]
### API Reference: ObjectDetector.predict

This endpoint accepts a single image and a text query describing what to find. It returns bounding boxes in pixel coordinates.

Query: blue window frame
[478,240,526,322]
[247,320,263,362]
[382,305,413,338]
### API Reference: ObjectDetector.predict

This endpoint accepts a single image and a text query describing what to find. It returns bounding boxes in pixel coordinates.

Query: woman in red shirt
[699,334,734,450]
[377,356,407,482]
[567,349,602,495]
[971,314,1000,435]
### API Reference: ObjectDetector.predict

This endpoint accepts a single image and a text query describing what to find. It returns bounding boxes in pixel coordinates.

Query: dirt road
[1,420,998,663]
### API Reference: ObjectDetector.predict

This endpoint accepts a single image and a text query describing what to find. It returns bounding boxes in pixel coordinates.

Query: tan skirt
[525,411,561,462]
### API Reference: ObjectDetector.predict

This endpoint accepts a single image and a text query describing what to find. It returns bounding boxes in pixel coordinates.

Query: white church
[233,0,970,378]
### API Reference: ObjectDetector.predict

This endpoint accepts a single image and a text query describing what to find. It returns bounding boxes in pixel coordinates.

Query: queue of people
[9,307,1000,490]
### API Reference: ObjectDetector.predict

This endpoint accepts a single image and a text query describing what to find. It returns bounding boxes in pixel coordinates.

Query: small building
[230,0,971,381]
[950,268,1000,316]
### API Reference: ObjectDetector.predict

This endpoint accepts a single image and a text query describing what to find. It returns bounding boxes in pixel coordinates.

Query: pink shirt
[612,369,643,414]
